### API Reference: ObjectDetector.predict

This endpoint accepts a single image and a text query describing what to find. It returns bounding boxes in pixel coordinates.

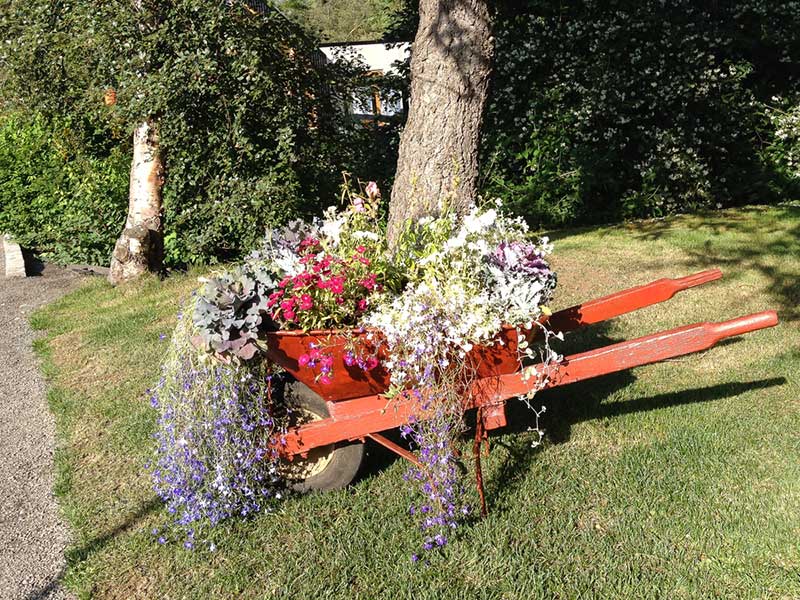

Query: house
[242,1,410,121]
[320,41,411,120]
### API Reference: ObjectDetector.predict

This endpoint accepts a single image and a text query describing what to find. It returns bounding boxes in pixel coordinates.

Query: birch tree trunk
[108,118,164,284]
[386,0,493,245]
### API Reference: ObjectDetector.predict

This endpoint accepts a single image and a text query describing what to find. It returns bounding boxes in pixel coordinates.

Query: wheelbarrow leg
[471,407,486,517]
[480,403,508,430]
[365,432,422,468]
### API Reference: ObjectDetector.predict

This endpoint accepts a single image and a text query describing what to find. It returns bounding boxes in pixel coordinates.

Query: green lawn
[32,203,800,599]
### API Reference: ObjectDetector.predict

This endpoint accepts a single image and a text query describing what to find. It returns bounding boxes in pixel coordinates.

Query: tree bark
[387,0,493,245]
[108,118,164,284]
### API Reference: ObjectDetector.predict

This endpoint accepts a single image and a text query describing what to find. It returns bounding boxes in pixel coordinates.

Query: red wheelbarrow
[265,269,778,495]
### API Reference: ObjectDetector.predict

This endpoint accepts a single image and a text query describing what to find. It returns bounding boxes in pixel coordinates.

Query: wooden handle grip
[672,268,723,290]
[548,269,724,332]
[711,310,779,340]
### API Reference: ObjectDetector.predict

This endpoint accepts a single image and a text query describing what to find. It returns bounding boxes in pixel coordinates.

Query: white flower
[353,230,379,241]
[320,216,345,246]
[271,251,299,276]
[445,230,467,249]
[478,208,497,229]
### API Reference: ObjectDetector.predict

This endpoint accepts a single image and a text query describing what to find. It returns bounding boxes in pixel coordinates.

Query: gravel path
[0,245,81,600]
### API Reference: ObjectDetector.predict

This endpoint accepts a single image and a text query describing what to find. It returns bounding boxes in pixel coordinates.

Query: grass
[31,203,800,599]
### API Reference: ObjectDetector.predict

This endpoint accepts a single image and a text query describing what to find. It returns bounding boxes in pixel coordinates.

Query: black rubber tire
[283,381,365,493]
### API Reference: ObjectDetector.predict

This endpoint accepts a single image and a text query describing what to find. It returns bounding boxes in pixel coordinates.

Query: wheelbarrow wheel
[281,381,364,493]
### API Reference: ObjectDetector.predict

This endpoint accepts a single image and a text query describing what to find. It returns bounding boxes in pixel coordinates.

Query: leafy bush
[0,114,129,265]
[481,0,800,226]
[135,1,358,265]
[1,0,366,267]
[763,97,800,192]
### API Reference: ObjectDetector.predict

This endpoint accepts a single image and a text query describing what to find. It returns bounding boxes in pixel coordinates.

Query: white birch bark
[108,117,164,284]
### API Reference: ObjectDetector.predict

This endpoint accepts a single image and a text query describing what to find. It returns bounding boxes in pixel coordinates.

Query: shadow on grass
[629,204,800,321]
[65,498,162,565]
[354,428,410,484]
[483,376,787,514]
[22,498,162,600]
[510,375,787,442]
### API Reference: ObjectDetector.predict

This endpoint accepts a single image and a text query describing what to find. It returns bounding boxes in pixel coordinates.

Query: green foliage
[762,96,800,194]
[481,0,800,227]
[1,0,364,266]
[281,0,405,42]
[0,114,129,265]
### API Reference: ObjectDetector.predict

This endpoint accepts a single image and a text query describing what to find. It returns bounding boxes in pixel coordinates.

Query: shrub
[481,0,800,226]
[0,114,129,265]
[763,97,800,193]
[1,0,366,267]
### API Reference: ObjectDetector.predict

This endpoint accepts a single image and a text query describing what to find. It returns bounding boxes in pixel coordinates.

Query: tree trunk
[387,0,493,244]
[108,118,164,285]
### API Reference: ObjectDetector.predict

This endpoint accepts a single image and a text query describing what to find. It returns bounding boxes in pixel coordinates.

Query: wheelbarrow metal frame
[276,269,778,463]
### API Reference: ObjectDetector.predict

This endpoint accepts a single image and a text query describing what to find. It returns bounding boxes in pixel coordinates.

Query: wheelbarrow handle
[711,310,779,339]
[492,310,779,399]
[547,268,723,333]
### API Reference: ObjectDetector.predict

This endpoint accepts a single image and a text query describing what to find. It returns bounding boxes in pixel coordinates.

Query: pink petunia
[298,353,311,367]
[299,237,319,252]
[292,272,314,288]
[267,290,284,308]
[360,274,377,291]
[328,277,345,295]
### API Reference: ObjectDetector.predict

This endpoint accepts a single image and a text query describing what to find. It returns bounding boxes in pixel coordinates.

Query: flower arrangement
[251,182,402,332]
[149,307,286,549]
[149,180,559,556]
